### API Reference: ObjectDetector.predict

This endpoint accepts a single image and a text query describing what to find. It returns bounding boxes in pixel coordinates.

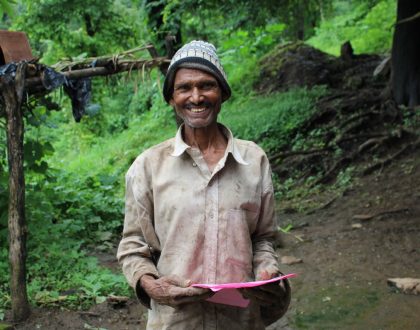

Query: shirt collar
[171,123,249,165]
[171,124,190,157]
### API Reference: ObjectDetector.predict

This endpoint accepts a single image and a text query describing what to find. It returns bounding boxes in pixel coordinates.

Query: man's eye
[175,86,189,92]
[201,83,217,90]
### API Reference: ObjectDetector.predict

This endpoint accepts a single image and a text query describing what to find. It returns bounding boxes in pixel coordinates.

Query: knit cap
[163,40,231,103]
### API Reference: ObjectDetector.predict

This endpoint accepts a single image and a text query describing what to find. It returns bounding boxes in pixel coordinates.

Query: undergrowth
[308,0,395,55]
[221,86,327,155]
[0,244,129,312]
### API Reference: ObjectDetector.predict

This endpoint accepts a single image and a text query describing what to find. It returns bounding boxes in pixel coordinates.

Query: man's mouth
[189,107,206,113]
[185,102,212,114]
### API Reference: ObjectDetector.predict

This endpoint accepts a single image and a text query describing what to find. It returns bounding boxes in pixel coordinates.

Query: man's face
[170,68,222,129]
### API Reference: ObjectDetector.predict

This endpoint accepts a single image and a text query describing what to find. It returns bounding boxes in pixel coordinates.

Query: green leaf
[278,224,293,233]
[0,0,15,18]
[95,296,106,304]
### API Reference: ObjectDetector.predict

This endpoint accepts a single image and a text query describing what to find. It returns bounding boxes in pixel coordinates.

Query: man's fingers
[144,275,214,307]
[259,282,286,296]
[170,286,208,297]
[251,288,276,302]
[257,270,276,281]
[165,275,191,288]
[175,290,213,302]
[169,288,213,306]
[185,287,211,297]
[241,287,281,306]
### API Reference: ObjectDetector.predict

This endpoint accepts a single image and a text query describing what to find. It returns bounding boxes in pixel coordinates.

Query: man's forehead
[174,68,218,83]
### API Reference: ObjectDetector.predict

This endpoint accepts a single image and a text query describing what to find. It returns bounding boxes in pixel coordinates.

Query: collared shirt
[117,124,283,329]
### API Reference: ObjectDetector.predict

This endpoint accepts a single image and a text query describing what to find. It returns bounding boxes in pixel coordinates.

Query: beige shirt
[117,124,285,329]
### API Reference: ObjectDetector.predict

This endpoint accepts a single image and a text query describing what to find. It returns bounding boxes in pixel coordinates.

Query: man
[117,40,291,329]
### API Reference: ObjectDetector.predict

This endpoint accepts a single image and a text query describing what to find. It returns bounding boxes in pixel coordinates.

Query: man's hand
[240,271,289,306]
[241,280,289,306]
[140,274,212,307]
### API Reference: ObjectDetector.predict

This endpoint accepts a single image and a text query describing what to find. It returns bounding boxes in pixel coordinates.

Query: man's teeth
[190,108,205,113]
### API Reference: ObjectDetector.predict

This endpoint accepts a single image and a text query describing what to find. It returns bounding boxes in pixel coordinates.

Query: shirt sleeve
[252,155,291,322]
[251,155,280,279]
[116,161,160,307]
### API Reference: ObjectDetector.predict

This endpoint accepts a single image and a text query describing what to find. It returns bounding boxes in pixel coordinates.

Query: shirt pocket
[223,209,254,281]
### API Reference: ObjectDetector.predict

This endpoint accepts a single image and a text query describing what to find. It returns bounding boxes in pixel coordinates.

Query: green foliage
[308,0,395,55]
[13,0,146,64]
[0,243,129,310]
[402,106,420,128]
[0,0,14,19]
[27,248,128,309]
[278,223,293,234]
[221,86,327,154]
[219,23,286,96]
[334,166,354,190]
[146,0,333,51]
[0,128,7,239]
[31,173,123,243]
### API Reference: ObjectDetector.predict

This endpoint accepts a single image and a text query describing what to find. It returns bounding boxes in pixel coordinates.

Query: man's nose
[190,87,203,103]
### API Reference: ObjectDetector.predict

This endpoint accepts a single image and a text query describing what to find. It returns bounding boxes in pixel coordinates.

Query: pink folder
[192,273,296,308]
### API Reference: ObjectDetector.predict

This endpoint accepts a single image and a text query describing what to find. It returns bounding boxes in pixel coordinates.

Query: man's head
[169,67,222,129]
[163,40,231,103]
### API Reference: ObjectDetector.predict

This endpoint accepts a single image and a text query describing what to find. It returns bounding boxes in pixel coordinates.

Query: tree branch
[25,57,170,93]
[395,11,420,25]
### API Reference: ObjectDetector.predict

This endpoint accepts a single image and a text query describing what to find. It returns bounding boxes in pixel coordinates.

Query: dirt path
[4,154,420,330]
[274,153,420,329]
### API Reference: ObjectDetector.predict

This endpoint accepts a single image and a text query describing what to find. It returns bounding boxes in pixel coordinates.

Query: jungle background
[1,0,419,329]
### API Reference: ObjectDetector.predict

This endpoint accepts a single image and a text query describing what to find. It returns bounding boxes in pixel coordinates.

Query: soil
[3,151,419,329]
[274,151,420,330]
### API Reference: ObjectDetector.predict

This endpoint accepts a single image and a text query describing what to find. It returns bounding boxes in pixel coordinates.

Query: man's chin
[182,115,218,129]
[184,121,210,129]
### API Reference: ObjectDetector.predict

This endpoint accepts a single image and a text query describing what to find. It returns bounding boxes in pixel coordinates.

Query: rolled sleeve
[252,159,280,279]
[252,158,291,324]
[117,166,160,306]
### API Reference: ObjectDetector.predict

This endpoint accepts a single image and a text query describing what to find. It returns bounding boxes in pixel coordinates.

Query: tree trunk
[296,1,305,41]
[144,0,182,55]
[391,0,420,107]
[1,63,30,321]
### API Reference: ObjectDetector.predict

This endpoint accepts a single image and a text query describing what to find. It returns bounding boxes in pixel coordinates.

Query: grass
[220,86,327,154]
[292,285,380,329]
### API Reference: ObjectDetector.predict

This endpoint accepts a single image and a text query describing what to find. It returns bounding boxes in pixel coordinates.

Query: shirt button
[192,162,197,167]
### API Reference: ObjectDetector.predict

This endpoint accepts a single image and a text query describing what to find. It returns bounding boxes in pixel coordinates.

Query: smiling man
[117,40,291,329]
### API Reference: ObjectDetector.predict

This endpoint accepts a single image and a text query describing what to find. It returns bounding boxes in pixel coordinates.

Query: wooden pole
[24,57,169,92]
[1,63,30,321]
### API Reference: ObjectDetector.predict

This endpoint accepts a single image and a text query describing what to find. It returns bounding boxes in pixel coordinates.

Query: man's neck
[183,122,226,152]
[183,122,228,172]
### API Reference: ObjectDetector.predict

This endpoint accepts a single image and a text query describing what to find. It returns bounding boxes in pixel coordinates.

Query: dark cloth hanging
[63,78,91,122]
[0,62,92,122]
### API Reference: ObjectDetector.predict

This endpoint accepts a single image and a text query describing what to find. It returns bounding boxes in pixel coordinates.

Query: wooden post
[391,0,420,107]
[0,62,30,321]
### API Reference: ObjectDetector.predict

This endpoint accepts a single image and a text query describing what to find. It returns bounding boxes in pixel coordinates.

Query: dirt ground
[3,152,420,330]
[274,152,420,330]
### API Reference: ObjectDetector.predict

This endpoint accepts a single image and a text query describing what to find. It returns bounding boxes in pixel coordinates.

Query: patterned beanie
[163,40,232,103]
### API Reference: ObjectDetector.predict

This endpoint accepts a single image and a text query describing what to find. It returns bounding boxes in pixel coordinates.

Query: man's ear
[169,98,175,107]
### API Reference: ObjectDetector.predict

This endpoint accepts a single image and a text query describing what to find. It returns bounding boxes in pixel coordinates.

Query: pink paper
[192,273,296,308]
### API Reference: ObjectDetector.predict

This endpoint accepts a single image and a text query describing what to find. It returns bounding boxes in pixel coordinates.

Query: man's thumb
[169,275,191,287]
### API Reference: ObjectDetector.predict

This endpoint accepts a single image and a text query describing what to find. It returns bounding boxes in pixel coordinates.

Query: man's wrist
[140,274,158,288]
[135,274,159,309]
